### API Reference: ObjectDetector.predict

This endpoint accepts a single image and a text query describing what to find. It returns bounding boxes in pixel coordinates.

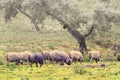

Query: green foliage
[0,61,119,80]
[63,77,70,80]
[1,0,120,53]
[0,0,120,80]
[0,56,4,65]
[83,53,90,62]
[21,77,30,80]
[114,72,120,75]
[74,66,86,75]
[7,64,17,71]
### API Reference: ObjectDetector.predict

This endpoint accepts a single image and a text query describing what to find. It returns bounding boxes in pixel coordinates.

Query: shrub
[7,64,17,71]
[74,66,86,75]
[84,54,90,62]
[0,56,4,65]
[63,77,69,80]
[21,77,30,80]
[0,61,4,65]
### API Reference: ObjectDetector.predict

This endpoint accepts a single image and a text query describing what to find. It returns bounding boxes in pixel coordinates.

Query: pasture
[0,30,119,80]
[0,60,120,80]
[0,0,120,79]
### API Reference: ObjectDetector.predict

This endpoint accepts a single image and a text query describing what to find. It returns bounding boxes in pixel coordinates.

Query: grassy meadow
[0,28,119,80]
[0,0,120,79]
[0,58,120,80]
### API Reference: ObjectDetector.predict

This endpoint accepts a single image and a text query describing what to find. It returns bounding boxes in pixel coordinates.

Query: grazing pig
[6,52,23,65]
[41,51,51,63]
[69,51,84,62]
[50,50,72,65]
[89,51,101,63]
[28,52,43,67]
[19,51,32,64]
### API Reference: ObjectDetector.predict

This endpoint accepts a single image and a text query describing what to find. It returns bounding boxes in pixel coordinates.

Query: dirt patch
[86,64,107,68]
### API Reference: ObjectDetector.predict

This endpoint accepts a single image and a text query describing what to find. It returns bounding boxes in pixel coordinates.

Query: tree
[2,0,120,54]
[3,0,47,31]
[39,0,96,54]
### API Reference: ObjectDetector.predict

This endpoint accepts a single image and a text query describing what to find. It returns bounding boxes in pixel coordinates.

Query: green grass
[0,21,118,80]
[0,0,120,79]
[0,29,118,80]
[0,30,79,52]
[0,61,120,80]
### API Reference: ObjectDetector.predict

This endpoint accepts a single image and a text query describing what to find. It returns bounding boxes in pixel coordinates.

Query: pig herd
[5,50,101,67]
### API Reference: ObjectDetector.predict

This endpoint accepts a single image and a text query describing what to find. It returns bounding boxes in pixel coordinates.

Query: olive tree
[2,0,120,54]
[3,0,47,31]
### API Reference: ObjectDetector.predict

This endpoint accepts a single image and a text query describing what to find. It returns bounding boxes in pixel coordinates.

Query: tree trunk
[45,10,88,54]
[17,7,40,32]
[43,4,94,54]
[63,24,88,54]
[32,21,40,32]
